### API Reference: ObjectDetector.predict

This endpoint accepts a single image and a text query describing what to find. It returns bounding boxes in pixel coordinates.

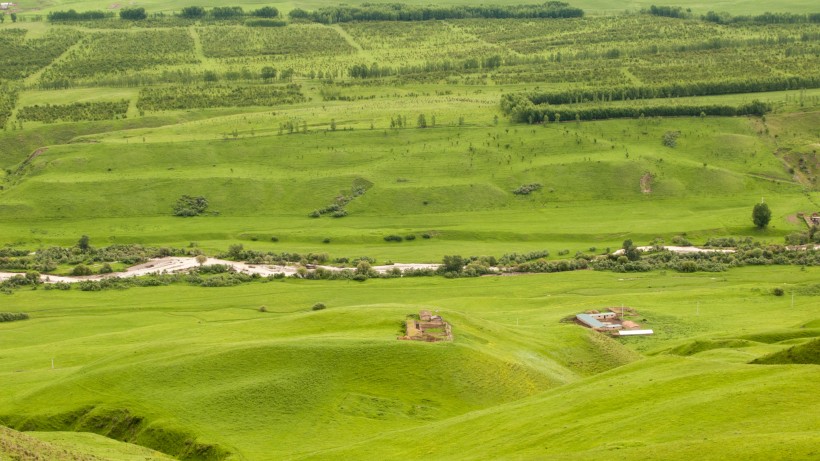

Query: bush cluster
[0,312,29,322]
[513,183,543,195]
[173,195,209,217]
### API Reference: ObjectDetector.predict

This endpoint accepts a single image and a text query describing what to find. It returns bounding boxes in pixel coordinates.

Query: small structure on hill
[0,3,14,10]
[574,307,652,335]
[399,310,452,342]
[576,313,622,331]
[799,212,820,228]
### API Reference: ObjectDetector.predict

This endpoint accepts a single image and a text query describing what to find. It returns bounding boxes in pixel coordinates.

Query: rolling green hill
[0,2,818,460]
[1,267,819,459]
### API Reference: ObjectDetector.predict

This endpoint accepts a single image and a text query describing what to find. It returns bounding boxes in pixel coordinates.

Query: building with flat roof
[576,314,622,330]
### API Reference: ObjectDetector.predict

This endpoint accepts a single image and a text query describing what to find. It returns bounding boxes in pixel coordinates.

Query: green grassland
[1,267,818,459]
[0,3,818,460]
[0,106,816,259]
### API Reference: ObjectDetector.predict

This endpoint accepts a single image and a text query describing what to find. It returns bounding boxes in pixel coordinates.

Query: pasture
[0,1,818,459]
[1,267,819,459]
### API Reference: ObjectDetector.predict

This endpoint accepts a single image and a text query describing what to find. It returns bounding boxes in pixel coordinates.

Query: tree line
[503,100,771,123]
[289,2,583,24]
[136,84,305,111]
[17,100,129,123]
[644,5,820,24]
[503,76,820,108]
[47,5,279,22]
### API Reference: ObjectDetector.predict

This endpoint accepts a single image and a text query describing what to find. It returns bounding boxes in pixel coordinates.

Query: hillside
[1,267,819,459]
[0,1,818,460]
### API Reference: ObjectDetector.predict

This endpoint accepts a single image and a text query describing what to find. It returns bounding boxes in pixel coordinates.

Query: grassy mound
[752,338,820,365]
[303,356,820,460]
[0,424,175,460]
[664,338,760,356]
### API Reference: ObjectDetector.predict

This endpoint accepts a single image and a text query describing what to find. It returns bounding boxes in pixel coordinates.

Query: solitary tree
[417,114,427,128]
[260,66,277,81]
[10,13,17,22]
[752,202,772,229]
[442,255,465,273]
[622,239,641,261]
[77,235,91,252]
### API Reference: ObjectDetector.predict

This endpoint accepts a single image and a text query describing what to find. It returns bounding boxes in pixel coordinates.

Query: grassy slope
[1,109,815,258]
[0,424,174,460]
[0,266,818,459]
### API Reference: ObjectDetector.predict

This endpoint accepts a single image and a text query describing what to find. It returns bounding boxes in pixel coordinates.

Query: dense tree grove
[503,77,820,108]
[136,84,306,111]
[17,100,129,123]
[0,29,83,81]
[47,10,111,21]
[645,5,691,19]
[119,7,147,20]
[289,2,583,24]
[39,30,197,87]
[503,99,770,123]
[702,11,820,25]
[179,6,206,19]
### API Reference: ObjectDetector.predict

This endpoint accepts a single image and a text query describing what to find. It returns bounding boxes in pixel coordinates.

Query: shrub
[99,263,114,274]
[773,287,785,296]
[405,234,416,241]
[71,264,93,276]
[672,235,692,246]
[258,305,268,312]
[513,183,542,195]
[384,235,403,242]
[662,131,680,147]
[311,302,326,311]
[251,6,279,18]
[0,312,29,322]
[173,195,209,217]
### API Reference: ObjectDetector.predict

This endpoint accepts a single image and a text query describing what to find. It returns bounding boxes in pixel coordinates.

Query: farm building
[576,313,622,330]
[588,312,617,320]
[0,3,13,10]
[812,213,820,226]
[618,329,654,336]
[399,310,453,342]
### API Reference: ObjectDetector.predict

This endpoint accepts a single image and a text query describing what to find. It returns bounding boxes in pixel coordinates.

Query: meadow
[0,1,818,459]
[1,267,819,459]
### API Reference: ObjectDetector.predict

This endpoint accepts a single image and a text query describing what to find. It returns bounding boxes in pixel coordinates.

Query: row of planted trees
[47,5,279,22]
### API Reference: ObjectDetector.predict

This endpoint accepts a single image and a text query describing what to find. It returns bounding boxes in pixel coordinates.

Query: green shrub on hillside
[173,196,209,217]
[0,312,29,322]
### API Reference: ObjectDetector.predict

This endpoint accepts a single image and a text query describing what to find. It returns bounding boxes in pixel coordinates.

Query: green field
[1,267,819,460]
[1,1,819,459]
